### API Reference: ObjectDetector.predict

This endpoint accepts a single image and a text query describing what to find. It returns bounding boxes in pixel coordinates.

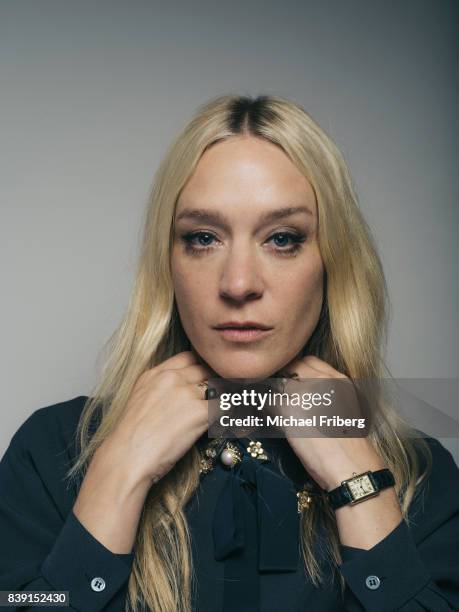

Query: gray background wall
[1,1,458,462]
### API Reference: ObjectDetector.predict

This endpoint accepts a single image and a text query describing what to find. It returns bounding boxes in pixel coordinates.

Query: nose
[219,245,264,303]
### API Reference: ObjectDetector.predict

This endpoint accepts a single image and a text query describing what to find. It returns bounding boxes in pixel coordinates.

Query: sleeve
[0,410,135,612]
[337,439,459,612]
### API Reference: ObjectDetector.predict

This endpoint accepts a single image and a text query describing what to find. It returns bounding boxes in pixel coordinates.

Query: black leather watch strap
[327,468,395,510]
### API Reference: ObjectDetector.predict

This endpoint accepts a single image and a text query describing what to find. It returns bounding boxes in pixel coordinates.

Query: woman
[1,94,458,612]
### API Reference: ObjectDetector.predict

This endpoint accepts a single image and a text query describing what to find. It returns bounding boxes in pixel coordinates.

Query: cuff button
[90,577,106,592]
[365,575,381,590]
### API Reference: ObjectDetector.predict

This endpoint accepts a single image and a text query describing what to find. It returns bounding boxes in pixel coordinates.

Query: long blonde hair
[65,94,432,611]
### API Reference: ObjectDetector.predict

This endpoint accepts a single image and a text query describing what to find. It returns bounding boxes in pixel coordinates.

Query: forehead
[175,135,317,218]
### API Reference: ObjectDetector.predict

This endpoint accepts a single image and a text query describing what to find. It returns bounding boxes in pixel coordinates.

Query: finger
[176,364,216,386]
[278,359,329,387]
[302,355,329,369]
[301,355,341,377]
[155,363,218,401]
[188,397,213,428]
[278,357,319,377]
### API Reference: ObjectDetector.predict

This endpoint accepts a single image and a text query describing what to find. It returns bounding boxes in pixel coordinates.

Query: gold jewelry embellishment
[296,484,314,513]
[199,437,271,474]
[220,442,243,468]
[247,440,268,461]
[199,457,214,474]
[199,435,225,474]
[197,380,208,395]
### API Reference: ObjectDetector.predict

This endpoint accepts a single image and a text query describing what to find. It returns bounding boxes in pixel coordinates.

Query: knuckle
[132,370,152,391]
[138,369,153,383]
[157,369,181,386]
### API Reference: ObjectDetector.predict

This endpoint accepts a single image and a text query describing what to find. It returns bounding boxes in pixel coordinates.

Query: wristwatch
[327,468,395,510]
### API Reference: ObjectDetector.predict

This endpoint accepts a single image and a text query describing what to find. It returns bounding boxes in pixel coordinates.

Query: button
[90,577,106,592]
[365,575,381,590]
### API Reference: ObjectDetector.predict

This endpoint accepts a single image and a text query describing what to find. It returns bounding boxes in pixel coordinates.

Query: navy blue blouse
[0,395,458,611]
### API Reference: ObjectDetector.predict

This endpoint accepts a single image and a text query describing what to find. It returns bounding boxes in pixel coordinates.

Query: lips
[213,321,274,343]
[214,321,273,330]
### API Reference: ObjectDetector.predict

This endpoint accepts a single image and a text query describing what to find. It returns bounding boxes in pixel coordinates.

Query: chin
[206,354,286,381]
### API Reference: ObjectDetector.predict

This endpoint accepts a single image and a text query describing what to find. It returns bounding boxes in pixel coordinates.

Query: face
[170,135,324,380]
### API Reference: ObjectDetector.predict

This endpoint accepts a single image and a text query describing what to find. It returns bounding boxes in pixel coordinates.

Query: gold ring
[197,380,209,398]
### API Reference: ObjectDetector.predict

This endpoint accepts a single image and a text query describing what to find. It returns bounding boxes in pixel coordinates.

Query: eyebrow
[175,205,314,228]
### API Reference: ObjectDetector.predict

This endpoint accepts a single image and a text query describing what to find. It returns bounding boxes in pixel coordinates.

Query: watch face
[347,474,376,501]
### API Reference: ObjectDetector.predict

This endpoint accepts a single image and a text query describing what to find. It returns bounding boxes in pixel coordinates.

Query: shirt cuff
[41,510,134,612]
[338,518,431,612]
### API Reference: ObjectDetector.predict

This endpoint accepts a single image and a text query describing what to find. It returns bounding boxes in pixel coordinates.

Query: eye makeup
[180,229,307,257]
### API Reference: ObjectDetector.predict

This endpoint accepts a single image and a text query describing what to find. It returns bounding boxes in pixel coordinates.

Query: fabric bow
[212,439,300,572]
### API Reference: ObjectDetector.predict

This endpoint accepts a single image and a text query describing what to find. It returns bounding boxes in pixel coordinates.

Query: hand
[92,350,217,487]
[275,355,402,551]
[72,350,216,553]
[276,354,387,491]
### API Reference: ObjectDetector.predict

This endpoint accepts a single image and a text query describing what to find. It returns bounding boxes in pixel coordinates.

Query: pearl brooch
[199,437,270,473]
[198,433,315,514]
[219,442,242,467]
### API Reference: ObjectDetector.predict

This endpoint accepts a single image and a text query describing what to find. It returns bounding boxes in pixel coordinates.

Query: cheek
[171,258,209,323]
[279,262,324,319]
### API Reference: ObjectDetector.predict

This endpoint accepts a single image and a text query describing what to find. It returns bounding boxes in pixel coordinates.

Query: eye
[181,231,220,255]
[180,230,307,257]
[266,231,307,255]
